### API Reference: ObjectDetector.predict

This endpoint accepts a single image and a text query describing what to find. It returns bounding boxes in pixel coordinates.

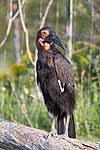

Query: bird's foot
[46,129,58,138]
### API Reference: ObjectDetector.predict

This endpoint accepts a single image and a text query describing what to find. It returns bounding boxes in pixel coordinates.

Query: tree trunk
[13,1,21,64]
[0,119,99,150]
[66,0,73,60]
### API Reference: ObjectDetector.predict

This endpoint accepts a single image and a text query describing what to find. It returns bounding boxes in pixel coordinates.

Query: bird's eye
[42,32,46,34]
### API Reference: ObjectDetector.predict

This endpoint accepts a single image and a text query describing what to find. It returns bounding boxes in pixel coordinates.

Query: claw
[47,129,58,138]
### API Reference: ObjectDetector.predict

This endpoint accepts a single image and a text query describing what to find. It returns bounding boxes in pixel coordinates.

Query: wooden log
[0,119,99,150]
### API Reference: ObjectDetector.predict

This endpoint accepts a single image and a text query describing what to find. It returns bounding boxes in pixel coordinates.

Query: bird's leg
[65,114,70,137]
[51,116,57,135]
[47,116,57,137]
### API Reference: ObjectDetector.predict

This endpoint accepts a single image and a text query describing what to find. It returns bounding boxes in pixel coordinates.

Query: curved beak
[45,33,66,50]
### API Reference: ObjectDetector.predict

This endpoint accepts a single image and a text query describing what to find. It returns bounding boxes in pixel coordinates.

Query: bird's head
[36,26,66,52]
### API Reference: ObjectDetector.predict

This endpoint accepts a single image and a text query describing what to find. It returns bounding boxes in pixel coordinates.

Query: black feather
[36,27,76,137]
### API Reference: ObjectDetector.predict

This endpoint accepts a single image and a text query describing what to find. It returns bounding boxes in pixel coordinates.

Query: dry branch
[18,0,35,66]
[0,0,35,66]
[0,119,99,150]
[0,0,24,49]
[40,0,54,29]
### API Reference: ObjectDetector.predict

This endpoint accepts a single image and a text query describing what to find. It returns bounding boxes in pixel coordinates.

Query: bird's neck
[37,49,57,63]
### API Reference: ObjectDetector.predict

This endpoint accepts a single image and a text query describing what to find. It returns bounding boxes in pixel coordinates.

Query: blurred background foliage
[0,0,100,142]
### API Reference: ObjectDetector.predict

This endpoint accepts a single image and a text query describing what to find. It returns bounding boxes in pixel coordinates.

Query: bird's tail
[68,113,76,138]
[57,116,65,135]
[57,114,76,138]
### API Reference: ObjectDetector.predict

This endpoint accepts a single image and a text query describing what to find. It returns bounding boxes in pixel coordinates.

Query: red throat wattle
[38,38,53,51]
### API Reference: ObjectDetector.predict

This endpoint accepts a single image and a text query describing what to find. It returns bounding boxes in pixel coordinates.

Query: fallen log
[0,119,99,150]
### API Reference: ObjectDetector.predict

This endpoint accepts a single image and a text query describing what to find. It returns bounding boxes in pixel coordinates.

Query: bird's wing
[54,53,75,94]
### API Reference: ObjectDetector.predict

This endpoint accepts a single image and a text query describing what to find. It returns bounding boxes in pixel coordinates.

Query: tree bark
[0,119,99,150]
[66,0,73,60]
[13,1,21,64]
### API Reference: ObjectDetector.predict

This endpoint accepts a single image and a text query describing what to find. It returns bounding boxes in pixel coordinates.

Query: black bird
[36,27,76,138]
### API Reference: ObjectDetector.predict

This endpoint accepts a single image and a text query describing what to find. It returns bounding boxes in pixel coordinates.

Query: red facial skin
[41,30,49,39]
[38,30,53,51]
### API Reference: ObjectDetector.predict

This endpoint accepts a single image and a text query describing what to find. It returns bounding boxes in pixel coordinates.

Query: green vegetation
[0,67,51,131]
[0,0,100,142]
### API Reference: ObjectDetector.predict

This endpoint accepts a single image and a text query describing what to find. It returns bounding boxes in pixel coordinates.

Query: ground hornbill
[36,27,76,138]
